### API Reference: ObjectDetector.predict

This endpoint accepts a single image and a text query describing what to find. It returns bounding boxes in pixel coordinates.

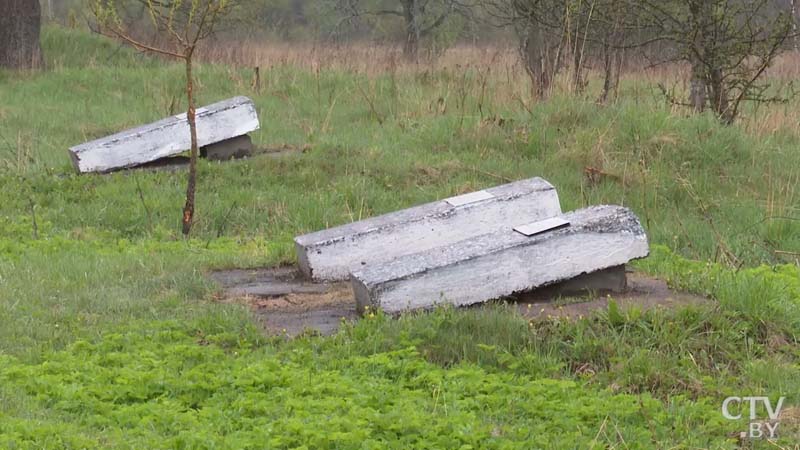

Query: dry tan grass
[202,39,799,76]
[196,38,800,138]
[201,40,522,75]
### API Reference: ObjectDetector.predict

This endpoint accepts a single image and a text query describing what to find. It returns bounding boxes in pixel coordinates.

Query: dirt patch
[513,272,708,320]
[208,267,357,337]
[208,267,709,337]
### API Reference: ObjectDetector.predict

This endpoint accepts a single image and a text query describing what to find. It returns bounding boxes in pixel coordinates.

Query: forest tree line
[3,0,800,123]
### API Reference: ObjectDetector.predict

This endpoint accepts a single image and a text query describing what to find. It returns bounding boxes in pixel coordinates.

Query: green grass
[2,29,798,264]
[0,320,734,449]
[1,26,799,447]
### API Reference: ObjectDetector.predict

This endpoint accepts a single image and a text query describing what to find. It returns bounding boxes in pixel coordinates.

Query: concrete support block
[351,205,649,314]
[294,177,562,281]
[521,265,628,299]
[69,96,259,173]
[201,135,253,161]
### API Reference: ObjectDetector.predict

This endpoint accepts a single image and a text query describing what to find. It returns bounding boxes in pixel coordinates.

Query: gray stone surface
[201,135,253,161]
[351,205,649,314]
[69,96,260,173]
[294,177,562,281]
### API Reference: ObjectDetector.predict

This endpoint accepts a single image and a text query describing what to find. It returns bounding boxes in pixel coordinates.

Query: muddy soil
[208,267,708,337]
[208,267,357,336]
[512,272,707,320]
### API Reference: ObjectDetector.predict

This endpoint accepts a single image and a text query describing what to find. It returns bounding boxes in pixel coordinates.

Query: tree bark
[181,51,198,237]
[0,0,44,70]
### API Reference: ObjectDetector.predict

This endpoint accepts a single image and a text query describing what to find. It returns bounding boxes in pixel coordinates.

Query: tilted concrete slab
[294,177,561,281]
[351,205,649,314]
[69,96,260,173]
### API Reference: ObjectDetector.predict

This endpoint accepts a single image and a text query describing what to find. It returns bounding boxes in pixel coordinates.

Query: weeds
[1,25,799,448]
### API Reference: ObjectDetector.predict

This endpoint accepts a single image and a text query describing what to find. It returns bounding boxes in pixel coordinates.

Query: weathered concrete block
[295,177,561,281]
[351,205,649,314]
[69,96,260,173]
[201,135,253,161]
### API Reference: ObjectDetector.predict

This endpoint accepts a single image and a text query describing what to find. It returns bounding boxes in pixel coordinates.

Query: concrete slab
[69,96,260,173]
[294,177,561,281]
[351,205,649,314]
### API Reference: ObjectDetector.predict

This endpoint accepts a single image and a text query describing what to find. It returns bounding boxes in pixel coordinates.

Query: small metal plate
[514,217,570,236]
[445,190,495,207]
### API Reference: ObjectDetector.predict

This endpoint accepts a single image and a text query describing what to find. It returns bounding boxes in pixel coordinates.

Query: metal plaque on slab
[514,217,570,236]
[445,190,495,207]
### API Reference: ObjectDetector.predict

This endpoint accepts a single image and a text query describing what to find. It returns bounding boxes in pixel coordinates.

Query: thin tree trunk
[612,47,623,101]
[689,59,706,112]
[708,67,731,123]
[793,0,798,51]
[182,51,198,236]
[572,44,584,94]
[522,25,552,100]
[600,2,622,104]
[0,0,44,69]
[600,41,613,103]
[403,28,419,60]
[570,1,585,94]
[402,0,420,60]
[688,1,709,113]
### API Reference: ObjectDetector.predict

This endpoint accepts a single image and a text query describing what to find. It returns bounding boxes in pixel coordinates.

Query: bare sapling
[92,0,236,236]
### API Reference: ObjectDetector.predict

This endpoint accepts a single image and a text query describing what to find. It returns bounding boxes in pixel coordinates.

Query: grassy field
[1,26,799,448]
